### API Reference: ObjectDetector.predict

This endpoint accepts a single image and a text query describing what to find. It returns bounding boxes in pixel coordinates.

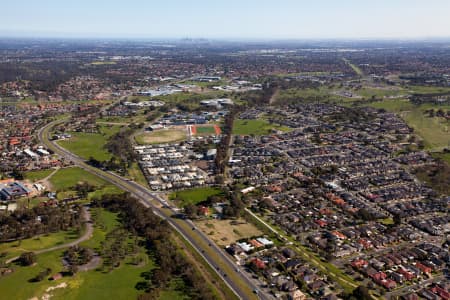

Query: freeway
[38,118,271,300]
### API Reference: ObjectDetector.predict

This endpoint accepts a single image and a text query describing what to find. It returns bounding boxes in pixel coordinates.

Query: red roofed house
[351,259,369,269]
[250,258,266,270]
[415,262,432,274]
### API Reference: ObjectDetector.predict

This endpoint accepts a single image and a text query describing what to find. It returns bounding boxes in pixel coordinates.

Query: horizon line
[2,34,450,43]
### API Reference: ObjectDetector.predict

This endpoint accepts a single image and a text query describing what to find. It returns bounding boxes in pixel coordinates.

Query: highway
[38,118,271,300]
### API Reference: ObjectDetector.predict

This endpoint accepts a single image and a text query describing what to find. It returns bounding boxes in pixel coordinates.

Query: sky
[1,0,450,39]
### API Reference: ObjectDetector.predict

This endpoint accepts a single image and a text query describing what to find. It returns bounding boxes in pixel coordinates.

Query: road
[38,118,269,300]
[6,206,93,264]
[245,208,358,291]
[385,274,446,299]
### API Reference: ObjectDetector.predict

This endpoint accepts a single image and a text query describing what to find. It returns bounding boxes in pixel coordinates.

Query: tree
[184,204,198,219]
[67,264,78,275]
[30,267,52,282]
[74,182,96,198]
[393,213,402,226]
[11,169,24,180]
[351,285,372,300]
[19,252,36,266]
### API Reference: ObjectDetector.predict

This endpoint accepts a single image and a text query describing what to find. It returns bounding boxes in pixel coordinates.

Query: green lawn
[432,152,450,164]
[96,116,133,123]
[170,187,223,207]
[0,249,69,299]
[380,218,394,225]
[87,185,122,200]
[147,90,228,110]
[96,110,148,125]
[354,87,406,99]
[127,162,149,188]
[0,230,80,260]
[233,119,291,136]
[196,126,216,134]
[57,124,123,161]
[402,109,450,150]
[1,248,151,300]
[343,58,363,76]
[49,167,109,191]
[0,207,156,300]
[16,197,50,209]
[55,258,153,300]
[80,208,119,250]
[407,85,450,95]
[368,99,450,150]
[159,278,190,300]
[23,169,55,182]
[368,98,414,112]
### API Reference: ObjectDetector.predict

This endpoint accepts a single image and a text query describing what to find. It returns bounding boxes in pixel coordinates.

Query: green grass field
[233,119,291,135]
[0,230,80,260]
[96,115,133,123]
[23,169,55,182]
[368,98,414,112]
[169,187,223,207]
[127,162,149,188]
[402,109,450,150]
[196,126,216,134]
[354,87,406,99]
[159,278,190,300]
[57,124,123,161]
[343,58,363,76]
[87,185,122,200]
[368,99,450,150]
[55,258,154,300]
[432,152,450,164]
[0,207,156,300]
[96,110,148,125]
[80,208,119,251]
[49,167,109,191]
[407,85,450,95]
[0,249,69,299]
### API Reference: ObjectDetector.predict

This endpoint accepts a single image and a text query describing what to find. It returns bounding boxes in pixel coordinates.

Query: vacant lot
[135,128,187,144]
[49,167,109,191]
[23,169,54,182]
[196,219,263,247]
[233,119,290,136]
[57,125,123,161]
[170,187,223,207]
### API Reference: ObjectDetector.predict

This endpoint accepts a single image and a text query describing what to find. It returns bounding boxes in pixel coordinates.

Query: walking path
[6,207,93,264]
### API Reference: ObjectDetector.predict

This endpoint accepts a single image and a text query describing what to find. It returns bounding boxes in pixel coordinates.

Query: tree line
[0,205,82,242]
[91,193,218,300]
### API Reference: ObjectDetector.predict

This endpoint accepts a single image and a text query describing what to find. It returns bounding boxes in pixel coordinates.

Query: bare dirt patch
[195,218,263,247]
[135,128,187,144]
